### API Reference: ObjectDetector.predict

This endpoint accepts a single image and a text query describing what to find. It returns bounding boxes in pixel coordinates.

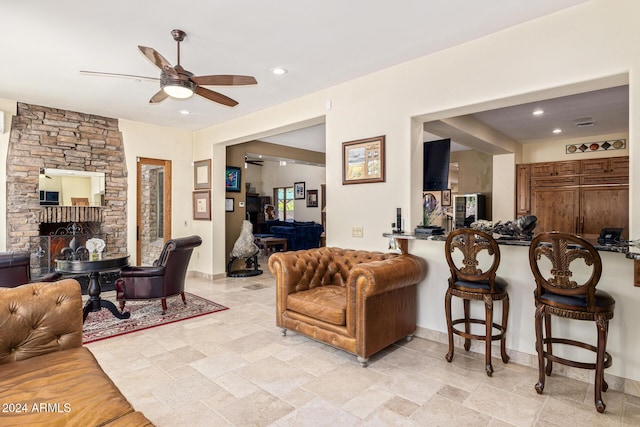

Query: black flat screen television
[423,139,451,191]
[39,190,60,206]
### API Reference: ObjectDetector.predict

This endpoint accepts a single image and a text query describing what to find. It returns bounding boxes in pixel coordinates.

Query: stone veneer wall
[6,103,127,255]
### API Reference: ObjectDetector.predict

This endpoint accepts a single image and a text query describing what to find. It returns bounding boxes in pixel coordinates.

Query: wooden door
[580,185,629,239]
[531,187,579,235]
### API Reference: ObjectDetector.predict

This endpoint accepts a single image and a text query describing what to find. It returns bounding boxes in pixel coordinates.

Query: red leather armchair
[0,251,61,288]
[115,235,202,313]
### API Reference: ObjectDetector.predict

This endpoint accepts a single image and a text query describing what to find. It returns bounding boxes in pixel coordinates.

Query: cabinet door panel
[555,160,580,176]
[531,162,554,176]
[581,158,608,174]
[580,186,629,239]
[609,156,629,173]
[532,188,579,235]
[531,176,580,188]
[516,164,531,215]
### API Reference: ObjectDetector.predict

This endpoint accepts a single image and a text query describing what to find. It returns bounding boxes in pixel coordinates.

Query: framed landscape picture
[225,166,241,192]
[342,135,385,184]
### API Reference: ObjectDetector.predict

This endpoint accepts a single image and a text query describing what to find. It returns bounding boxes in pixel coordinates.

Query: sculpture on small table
[264,204,276,220]
[227,220,263,277]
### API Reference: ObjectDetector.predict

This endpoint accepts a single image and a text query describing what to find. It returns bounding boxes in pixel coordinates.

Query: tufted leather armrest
[0,279,83,365]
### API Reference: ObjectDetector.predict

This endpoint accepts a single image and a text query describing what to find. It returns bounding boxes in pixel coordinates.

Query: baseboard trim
[414,326,640,398]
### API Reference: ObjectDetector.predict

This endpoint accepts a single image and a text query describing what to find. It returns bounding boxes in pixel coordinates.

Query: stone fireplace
[6,103,128,273]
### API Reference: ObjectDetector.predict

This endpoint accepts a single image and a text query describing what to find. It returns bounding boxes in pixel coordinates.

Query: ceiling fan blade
[138,46,177,75]
[195,86,238,107]
[149,90,169,104]
[79,70,159,83]
[192,75,257,86]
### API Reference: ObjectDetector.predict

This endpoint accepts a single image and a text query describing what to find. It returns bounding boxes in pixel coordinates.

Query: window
[273,186,294,221]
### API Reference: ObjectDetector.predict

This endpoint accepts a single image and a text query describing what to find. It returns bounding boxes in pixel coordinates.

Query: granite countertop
[383,231,633,254]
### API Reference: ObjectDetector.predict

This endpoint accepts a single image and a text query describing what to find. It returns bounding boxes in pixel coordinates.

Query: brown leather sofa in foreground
[0,279,153,426]
[269,247,427,366]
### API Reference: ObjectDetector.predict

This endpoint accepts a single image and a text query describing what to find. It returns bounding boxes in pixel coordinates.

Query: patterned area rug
[83,292,228,344]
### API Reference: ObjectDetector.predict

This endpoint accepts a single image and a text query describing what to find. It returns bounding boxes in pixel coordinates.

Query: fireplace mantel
[40,206,103,223]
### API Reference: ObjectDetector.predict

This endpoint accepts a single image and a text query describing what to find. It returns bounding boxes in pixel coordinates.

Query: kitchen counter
[383,231,631,254]
[380,229,640,385]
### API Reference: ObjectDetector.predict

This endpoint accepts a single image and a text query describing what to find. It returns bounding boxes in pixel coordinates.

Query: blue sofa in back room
[267,220,324,251]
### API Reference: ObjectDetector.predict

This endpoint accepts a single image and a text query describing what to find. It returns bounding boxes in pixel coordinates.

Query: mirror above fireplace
[39,168,105,206]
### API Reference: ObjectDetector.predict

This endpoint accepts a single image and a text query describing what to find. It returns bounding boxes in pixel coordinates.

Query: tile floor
[88,262,640,426]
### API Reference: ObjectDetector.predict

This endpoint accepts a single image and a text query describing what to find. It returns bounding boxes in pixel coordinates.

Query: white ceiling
[426,84,629,153]
[1,0,588,138]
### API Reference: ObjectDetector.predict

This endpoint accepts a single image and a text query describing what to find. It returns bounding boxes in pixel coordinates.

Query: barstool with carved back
[528,232,615,413]
[444,228,509,376]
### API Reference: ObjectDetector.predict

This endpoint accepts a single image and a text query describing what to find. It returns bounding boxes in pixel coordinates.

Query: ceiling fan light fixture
[161,71,196,98]
[162,82,195,99]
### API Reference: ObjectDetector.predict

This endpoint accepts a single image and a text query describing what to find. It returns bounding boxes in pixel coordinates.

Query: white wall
[118,119,193,263]
[0,99,17,251]
[191,0,640,382]
[522,131,629,163]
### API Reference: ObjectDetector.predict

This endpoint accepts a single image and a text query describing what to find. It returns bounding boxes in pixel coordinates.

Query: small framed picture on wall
[442,189,451,206]
[307,189,318,207]
[294,182,305,199]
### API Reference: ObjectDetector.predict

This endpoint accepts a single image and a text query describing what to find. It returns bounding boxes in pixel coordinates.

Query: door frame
[136,157,172,265]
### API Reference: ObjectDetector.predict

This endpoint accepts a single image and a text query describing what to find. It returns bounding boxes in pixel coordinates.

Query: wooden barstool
[444,228,509,376]
[528,232,615,413]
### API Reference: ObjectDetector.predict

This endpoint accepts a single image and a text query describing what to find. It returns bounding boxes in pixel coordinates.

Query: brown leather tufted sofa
[268,247,427,366]
[0,279,153,426]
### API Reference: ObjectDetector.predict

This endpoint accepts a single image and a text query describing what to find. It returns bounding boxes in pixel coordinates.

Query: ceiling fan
[80,29,257,106]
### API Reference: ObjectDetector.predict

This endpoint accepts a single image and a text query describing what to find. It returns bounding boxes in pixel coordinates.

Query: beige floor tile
[235,356,315,398]
[464,383,543,427]
[411,394,492,426]
[341,387,395,419]
[383,395,421,418]
[216,389,294,426]
[84,267,632,427]
[302,365,386,405]
[274,398,361,427]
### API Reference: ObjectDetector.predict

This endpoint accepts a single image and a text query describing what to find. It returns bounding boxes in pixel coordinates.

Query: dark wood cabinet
[581,157,629,174]
[531,160,579,177]
[532,187,580,235]
[580,185,629,238]
[519,156,628,238]
[246,194,272,233]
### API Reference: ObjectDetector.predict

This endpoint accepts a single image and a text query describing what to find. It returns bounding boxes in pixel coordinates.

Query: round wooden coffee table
[56,255,130,322]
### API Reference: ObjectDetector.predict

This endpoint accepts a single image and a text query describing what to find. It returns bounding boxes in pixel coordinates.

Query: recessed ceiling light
[552,128,562,134]
[532,109,544,116]
[272,67,288,75]
[179,110,190,115]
